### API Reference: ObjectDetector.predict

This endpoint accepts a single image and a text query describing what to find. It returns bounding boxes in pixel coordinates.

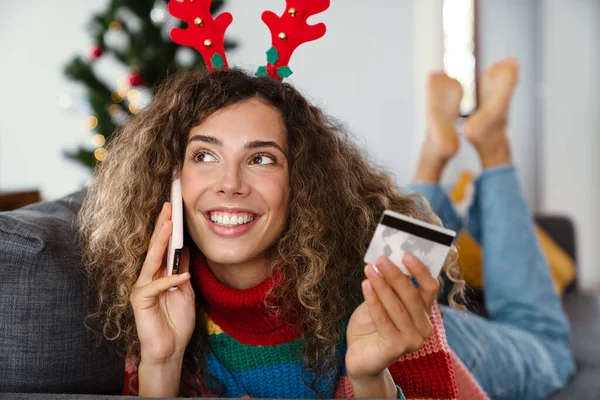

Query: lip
[203,208,261,239]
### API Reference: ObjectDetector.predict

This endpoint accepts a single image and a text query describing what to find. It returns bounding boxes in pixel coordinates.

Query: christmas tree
[64,0,236,170]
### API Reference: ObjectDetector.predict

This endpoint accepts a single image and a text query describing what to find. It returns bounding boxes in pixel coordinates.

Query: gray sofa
[0,191,598,398]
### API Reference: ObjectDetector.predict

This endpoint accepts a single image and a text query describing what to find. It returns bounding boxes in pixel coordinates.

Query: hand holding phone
[130,199,195,371]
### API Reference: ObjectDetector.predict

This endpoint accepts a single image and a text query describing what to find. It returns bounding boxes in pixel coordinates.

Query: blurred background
[0,0,598,288]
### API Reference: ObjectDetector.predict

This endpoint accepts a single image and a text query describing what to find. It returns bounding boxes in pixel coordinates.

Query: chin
[199,241,262,266]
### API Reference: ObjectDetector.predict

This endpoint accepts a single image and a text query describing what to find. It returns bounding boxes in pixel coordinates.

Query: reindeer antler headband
[168,0,330,80]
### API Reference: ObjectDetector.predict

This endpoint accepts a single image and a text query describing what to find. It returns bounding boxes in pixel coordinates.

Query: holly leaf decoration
[266,47,279,65]
[276,66,293,78]
[211,53,225,71]
[255,66,269,77]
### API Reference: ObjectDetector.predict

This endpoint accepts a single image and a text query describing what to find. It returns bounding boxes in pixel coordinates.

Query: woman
[79,67,468,399]
[415,58,575,399]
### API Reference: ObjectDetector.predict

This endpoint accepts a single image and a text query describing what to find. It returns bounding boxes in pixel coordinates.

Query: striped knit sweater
[124,256,488,399]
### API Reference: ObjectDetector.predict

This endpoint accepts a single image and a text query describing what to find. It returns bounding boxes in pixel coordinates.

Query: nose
[214,162,249,197]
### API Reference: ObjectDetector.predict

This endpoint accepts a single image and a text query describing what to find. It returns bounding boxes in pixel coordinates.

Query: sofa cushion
[562,289,600,369]
[0,191,124,394]
[549,368,600,400]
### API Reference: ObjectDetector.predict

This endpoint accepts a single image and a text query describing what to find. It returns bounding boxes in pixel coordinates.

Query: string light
[108,104,122,115]
[94,148,107,161]
[111,92,123,102]
[117,85,129,98]
[150,7,166,24]
[115,76,131,99]
[92,134,106,147]
[127,89,141,103]
[82,116,98,131]
[126,89,142,114]
[108,21,122,31]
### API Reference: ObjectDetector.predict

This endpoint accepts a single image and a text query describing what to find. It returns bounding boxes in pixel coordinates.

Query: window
[443,0,477,116]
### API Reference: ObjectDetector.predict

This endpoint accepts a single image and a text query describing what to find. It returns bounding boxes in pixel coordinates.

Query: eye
[193,151,217,163]
[251,154,276,165]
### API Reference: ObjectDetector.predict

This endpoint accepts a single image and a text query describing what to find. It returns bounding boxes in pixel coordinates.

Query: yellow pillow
[450,171,576,294]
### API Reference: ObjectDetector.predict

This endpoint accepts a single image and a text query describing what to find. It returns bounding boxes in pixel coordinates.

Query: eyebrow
[187,134,287,155]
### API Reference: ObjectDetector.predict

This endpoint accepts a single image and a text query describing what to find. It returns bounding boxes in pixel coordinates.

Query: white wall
[539,0,600,289]
[413,0,444,162]
[0,0,426,200]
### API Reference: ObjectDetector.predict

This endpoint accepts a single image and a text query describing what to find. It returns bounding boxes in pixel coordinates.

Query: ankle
[476,135,512,169]
[413,151,447,183]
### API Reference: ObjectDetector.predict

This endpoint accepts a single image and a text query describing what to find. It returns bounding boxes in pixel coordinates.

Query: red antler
[257,0,330,80]
[168,0,232,71]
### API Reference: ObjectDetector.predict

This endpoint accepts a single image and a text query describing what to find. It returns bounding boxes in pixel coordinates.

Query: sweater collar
[192,253,300,345]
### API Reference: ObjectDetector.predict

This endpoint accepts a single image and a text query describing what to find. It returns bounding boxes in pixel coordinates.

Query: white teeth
[209,212,255,227]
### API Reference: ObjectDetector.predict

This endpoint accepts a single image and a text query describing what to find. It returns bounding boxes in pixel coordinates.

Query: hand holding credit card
[364,210,456,279]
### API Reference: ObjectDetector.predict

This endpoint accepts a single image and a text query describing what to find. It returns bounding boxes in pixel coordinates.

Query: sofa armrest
[535,214,576,262]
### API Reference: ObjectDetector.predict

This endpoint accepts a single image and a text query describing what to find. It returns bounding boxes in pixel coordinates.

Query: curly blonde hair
[79,68,465,396]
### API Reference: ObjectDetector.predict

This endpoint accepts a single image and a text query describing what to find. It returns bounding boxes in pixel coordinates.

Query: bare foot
[425,72,463,161]
[463,58,519,167]
[414,72,462,183]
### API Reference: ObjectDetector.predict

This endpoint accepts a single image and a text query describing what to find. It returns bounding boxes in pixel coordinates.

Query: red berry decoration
[89,45,103,59]
[266,63,277,77]
[128,73,142,87]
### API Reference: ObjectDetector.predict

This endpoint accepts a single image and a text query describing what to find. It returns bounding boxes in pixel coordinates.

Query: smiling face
[181,98,290,271]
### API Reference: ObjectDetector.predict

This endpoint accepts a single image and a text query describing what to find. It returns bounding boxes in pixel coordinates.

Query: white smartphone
[167,167,183,277]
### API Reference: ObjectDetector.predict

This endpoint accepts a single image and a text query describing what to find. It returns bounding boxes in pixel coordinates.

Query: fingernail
[365,264,381,277]
[403,253,417,268]
[180,272,190,278]
[371,264,382,276]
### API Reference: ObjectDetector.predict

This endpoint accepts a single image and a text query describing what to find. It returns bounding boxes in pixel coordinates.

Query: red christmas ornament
[128,73,142,87]
[89,45,103,59]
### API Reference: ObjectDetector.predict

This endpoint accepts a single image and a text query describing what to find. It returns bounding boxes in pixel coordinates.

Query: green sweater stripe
[209,332,303,373]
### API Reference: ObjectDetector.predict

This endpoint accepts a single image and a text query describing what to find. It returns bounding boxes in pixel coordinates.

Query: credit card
[364,210,456,278]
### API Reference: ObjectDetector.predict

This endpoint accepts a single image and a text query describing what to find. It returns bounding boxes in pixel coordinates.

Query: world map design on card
[364,210,457,278]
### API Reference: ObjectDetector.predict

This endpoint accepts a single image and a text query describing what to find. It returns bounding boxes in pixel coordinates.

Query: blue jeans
[409,166,575,400]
